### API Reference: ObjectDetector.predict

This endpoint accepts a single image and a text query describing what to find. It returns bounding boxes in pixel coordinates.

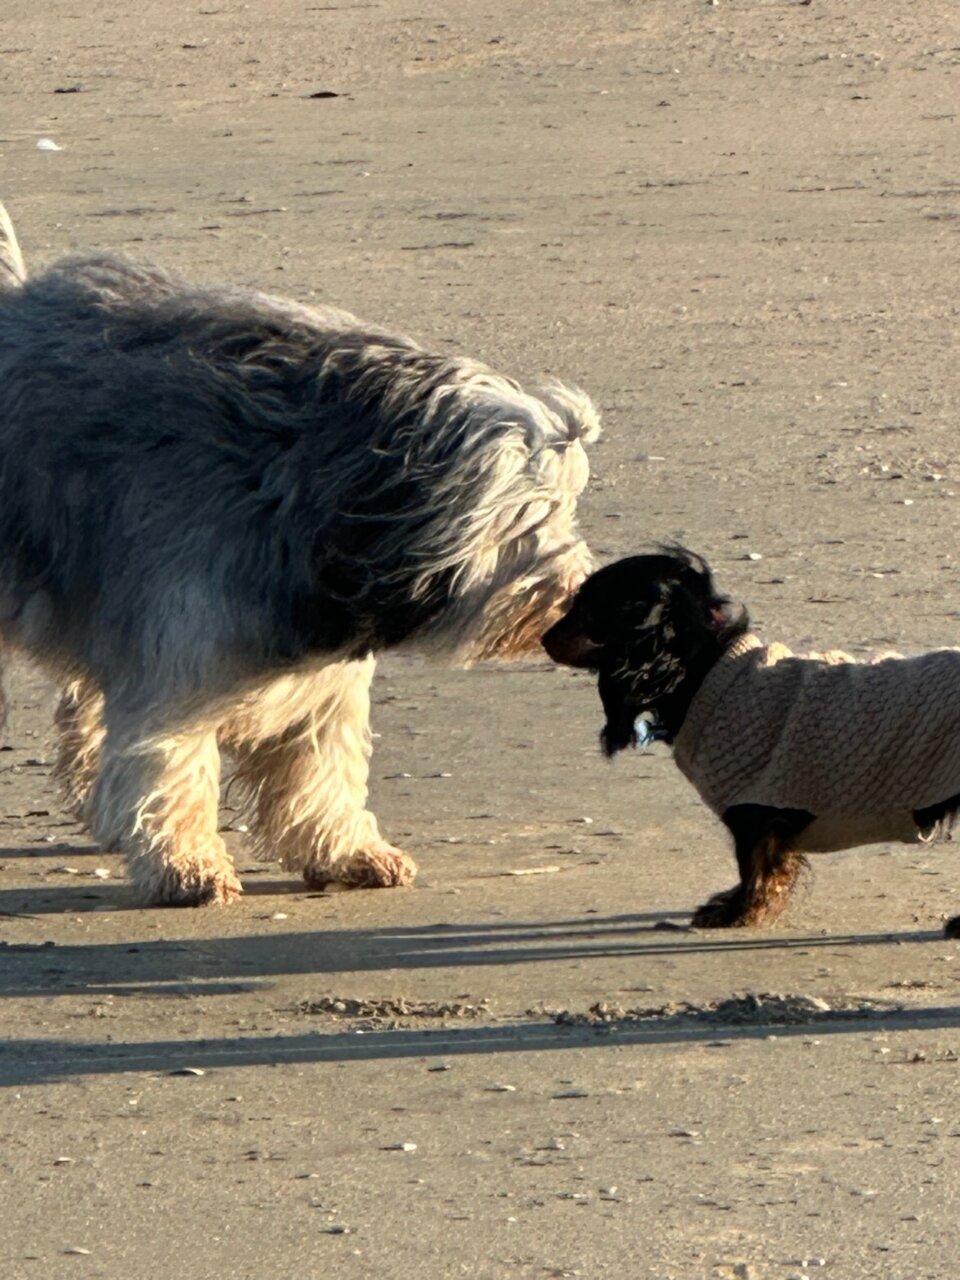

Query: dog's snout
[543,615,601,668]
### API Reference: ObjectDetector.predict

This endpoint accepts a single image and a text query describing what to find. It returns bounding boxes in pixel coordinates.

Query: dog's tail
[0,201,26,289]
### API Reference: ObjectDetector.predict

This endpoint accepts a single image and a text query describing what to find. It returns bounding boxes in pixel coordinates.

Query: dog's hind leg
[53,677,106,823]
[222,655,415,889]
[692,804,813,928]
[89,709,240,906]
[912,794,960,939]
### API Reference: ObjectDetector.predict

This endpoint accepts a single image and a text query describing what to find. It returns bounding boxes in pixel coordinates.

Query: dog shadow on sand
[3,851,958,1087]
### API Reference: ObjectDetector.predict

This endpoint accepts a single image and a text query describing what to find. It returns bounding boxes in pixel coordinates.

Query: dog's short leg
[53,677,106,823]
[910,796,960,938]
[692,804,813,928]
[223,656,415,889]
[90,715,240,906]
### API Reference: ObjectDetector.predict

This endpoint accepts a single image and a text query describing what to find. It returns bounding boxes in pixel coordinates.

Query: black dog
[544,548,960,936]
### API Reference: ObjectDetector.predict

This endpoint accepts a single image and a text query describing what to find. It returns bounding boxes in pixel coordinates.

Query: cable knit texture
[672,633,960,852]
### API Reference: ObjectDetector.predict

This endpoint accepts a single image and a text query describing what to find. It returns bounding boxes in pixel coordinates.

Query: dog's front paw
[691,886,747,929]
[152,864,243,907]
[303,843,417,890]
[693,881,793,929]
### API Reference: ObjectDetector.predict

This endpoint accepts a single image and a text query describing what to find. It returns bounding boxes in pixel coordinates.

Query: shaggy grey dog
[0,202,598,905]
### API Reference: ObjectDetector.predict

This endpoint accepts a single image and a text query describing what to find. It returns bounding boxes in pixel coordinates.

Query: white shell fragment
[37,137,62,151]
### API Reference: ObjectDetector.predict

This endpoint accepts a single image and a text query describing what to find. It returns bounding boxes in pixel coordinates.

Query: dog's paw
[944,914,960,940]
[693,890,788,929]
[152,864,243,907]
[691,886,747,929]
[303,843,417,890]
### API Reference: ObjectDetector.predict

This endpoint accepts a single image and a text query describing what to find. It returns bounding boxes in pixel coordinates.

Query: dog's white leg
[53,677,106,823]
[90,713,240,906]
[223,655,415,889]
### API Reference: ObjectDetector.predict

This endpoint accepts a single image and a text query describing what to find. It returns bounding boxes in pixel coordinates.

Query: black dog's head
[542,548,748,757]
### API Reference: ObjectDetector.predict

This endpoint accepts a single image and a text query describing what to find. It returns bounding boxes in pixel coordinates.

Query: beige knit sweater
[672,634,960,852]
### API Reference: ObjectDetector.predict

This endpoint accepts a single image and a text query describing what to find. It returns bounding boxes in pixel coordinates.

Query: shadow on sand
[4,873,956,1086]
[0,903,946,1001]
[3,999,959,1087]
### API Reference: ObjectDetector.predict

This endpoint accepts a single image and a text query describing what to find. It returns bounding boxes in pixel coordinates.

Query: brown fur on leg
[90,717,240,906]
[692,804,813,929]
[221,658,416,890]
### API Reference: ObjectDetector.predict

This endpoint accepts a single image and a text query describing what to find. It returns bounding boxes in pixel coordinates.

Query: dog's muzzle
[542,615,601,668]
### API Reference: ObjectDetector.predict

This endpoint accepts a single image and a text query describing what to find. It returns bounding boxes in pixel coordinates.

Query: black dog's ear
[663,577,714,646]
[595,614,683,757]
[598,668,639,756]
[667,571,746,651]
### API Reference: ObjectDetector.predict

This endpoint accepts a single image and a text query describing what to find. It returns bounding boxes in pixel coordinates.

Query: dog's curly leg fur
[90,717,240,906]
[692,804,812,929]
[53,677,106,822]
[692,851,805,928]
[222,657,415,890]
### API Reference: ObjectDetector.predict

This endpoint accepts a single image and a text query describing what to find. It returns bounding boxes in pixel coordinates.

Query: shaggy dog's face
[542,551,740,756]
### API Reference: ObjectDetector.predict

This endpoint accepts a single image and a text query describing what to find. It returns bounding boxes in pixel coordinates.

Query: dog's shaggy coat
[544,549,960,937]
[0,202,598,904]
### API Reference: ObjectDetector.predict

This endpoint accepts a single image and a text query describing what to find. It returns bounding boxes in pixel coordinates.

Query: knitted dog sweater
[672,634,960,852]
